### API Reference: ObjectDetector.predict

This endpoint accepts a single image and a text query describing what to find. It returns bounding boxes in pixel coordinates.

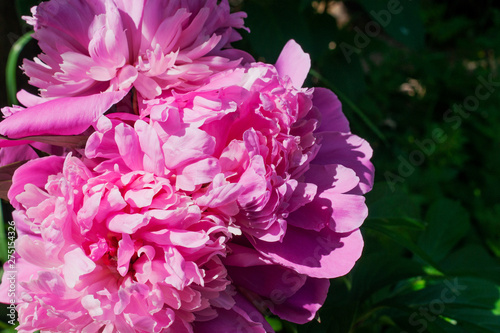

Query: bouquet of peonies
[0,1,374,332]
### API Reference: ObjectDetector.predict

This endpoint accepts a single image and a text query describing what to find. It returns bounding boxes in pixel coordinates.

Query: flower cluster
[0,1,374,332]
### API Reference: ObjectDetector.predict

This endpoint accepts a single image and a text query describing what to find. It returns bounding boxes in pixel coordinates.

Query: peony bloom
[0,41,374,332]
[0,0,251,139]
[23,0,250,98]
[2,154,242,332]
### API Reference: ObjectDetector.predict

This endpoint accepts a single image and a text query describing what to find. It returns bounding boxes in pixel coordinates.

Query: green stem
[6,32,33,106]
[309,69,388,145]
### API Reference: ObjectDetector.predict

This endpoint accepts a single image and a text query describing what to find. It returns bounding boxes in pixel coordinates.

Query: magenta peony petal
[313,87,350,133]
[305,164,359,194]
[114,122,145,171]
[0,257,38,303]
[0,139,34,148]
[194,294,272,333]
[176,157,221,191]
[286,193,331,232]
[251,226,364,279]
[325,190,369,233]
[134,120,165,175]
[227,263,307,302]
[0,91,127,138]
[271,277,330,324]
[313,132,375,194]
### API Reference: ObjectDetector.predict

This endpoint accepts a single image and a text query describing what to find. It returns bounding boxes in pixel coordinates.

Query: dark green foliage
[235,0,500,331]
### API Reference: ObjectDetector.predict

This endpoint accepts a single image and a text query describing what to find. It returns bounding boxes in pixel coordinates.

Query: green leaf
[440,245,500,285]
[351,252,425,300]
[0,326,18,333]
[362,184,439,269]
[366,217,425,231]
[356,0,425,49]
[363,216,441,271]
[418,199,470,262]
[366,182,421,220]
[476,204,500,258]
[385,277,500,333]
[266,317,283,331]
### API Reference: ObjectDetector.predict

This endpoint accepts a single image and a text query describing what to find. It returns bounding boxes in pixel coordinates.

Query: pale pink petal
[117,234,135,276]
[275,39,311,89]
[162,128,216,169]
[17,90,45,107]
[63,247,96,288]
[135,120,165,175]
[9,156,64,208]
[15,235,60,268]
[176,157,221,191]
[107,213,149,234]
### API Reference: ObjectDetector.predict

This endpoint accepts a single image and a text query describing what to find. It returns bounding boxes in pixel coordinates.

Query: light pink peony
[23,0,250,98]
[0,41,374,332]
[0,0,251,139]
[2,154,244,332]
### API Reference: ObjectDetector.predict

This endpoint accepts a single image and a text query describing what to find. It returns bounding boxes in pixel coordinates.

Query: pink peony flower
[0,0,251,139]
[24,0,250,99]
[2,154,245,332]
[0,41,374,332]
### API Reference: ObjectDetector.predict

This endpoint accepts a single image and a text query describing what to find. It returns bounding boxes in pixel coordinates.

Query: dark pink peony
[0,41,374,332]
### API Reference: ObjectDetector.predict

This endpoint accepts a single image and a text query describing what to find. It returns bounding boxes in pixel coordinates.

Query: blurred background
[1,0,500,332]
